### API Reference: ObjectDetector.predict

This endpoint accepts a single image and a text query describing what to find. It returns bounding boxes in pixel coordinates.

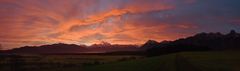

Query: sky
[0,0,240,50]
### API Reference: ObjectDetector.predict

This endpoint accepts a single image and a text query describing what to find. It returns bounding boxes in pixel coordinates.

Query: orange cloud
[0,0,211,50]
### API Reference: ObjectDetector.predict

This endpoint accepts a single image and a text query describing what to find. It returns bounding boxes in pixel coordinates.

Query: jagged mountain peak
[146,40,159,44]
[141,40,159,48]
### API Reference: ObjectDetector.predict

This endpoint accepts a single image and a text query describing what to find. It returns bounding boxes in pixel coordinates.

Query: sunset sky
[0,0,240,50]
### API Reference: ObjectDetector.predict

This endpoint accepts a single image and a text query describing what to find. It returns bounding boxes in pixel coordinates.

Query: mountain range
[0,42,140,54]
[145,30,240,56]
[1,30,240,55]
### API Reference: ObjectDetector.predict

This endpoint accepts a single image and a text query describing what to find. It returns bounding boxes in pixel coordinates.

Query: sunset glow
[0,0,240,49]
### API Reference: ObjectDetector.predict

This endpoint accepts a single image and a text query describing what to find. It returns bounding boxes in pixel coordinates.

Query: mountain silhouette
[1,30,240,55]
[141,40,159,50]
[141,40,173,49]
[145,30,240,56]
[4,43,88,54]
[2,43,140,54]
[88,42,140,53]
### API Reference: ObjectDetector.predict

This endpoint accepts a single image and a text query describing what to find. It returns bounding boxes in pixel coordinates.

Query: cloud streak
[0,0,240,49]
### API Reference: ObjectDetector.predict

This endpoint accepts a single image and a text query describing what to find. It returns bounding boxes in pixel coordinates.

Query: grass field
[1,51,240,71]
[84,51,240,71]
[0,54,142,71]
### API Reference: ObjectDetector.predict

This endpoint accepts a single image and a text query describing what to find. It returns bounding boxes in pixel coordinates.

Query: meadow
[84,51,240,71]
[1,51,240,71]
[0,54,143,71]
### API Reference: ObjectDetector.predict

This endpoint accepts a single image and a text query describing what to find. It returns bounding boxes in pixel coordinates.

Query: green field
[84,51,240,71]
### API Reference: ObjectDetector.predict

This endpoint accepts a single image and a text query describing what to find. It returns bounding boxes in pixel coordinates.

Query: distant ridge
[1,30,240,55]
[141,40,159,49]
[3,43,88,54]
[1,43,139,54]
[144,30,240,56]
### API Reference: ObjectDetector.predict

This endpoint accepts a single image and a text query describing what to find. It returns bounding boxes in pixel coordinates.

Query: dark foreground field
[1,51,240,71]
[0,54,143,71]
[84,51,240,71]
